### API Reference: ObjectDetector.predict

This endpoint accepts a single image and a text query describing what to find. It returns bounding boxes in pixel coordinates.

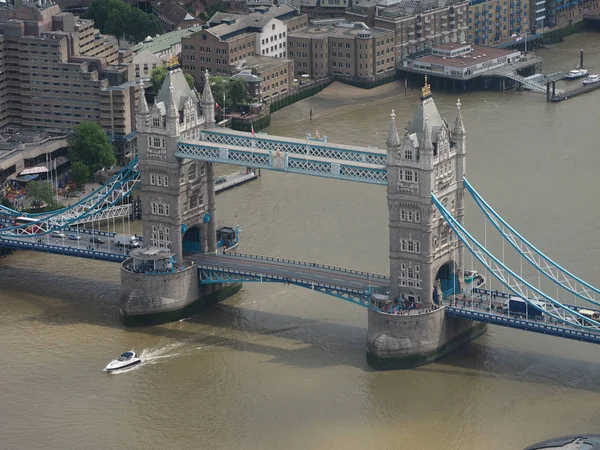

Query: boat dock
[549,81,600,102]
[215,170,258,194]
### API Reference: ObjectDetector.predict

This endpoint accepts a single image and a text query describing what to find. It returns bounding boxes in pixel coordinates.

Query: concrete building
[366,79,487,368]
[133,50,165,82]
[239,55,294,99]
[0,2,139,160]
[133,26,203,62]
[467,0,531,45]
[545,0,599,28]
[288,20,395,79]
[181,4,307,83]
[347,0,469,65]
[288,0,350,19]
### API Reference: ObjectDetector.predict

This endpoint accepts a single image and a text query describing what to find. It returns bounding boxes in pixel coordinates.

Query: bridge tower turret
[367,78,486,369]
[119,59,235,325]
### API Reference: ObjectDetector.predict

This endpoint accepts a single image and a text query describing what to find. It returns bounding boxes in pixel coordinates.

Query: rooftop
[376,0,462,19]
[243,55,293,73]
[289,21,392,39]
[133,26,203,55]
[416,45,519,68]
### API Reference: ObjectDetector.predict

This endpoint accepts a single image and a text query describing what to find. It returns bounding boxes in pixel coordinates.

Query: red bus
[14,216,42,234]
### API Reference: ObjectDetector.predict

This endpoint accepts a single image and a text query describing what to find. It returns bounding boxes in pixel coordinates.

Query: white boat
[582,74,600,85]
[104,351,141,372]
[564,68,589,80]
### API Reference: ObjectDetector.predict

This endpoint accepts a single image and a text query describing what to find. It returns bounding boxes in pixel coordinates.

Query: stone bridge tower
[386,77,466,309]
[366,79,486,369]
[119,66,227,325]
[136,65,217,264]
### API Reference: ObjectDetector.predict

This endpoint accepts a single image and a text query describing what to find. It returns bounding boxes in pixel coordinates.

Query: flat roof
[416,45,519,69]
[290,24,392,39]
[243,55,292,73]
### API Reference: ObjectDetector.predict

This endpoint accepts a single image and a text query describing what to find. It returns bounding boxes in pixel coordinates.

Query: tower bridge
[2,62,600,369]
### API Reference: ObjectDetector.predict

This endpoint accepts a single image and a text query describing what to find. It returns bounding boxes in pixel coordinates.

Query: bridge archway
[182,224,205,254]
[434,261,460,304]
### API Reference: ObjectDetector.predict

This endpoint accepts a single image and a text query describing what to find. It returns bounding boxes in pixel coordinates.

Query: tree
[151,65,195,92]
[71,161,90,187]
[1,196,13,209]
[208,76,248,112]
[87,0,162,43]
[206,0,227,18]
[26,181,54,207]
[68,122,116,174]
[229,78,247,105]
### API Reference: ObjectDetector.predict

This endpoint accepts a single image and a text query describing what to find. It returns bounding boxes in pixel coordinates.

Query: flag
[251,122,255,137]
[215,102,221,110]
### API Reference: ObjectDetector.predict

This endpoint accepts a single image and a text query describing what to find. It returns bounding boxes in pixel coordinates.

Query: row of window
[399,263,421,288]
[398,169,418,182]
[149,174,169,187]
[400,239,421,253]
[151,225,170,248]
[400,209,421,222]
[148,136,166,148]
[151,202,170,217]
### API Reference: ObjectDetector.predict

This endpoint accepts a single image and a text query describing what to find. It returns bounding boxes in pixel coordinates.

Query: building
[133,50,165,82]
[238,55,294,99]
[288,20,395,79]
[545,0,599,29]
[467,0,531,45]
[150,0,202,31]
[347,0,469,65]
[287,0,350,19]
[133,26,203,62]
[0,2,139,160]
[181,4,307,83]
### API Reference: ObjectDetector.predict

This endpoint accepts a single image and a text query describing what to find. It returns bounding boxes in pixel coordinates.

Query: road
[192,253,389,292]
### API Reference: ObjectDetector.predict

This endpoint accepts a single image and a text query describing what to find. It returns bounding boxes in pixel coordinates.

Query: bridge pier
[119,257,241,325]
[366,308,487,369]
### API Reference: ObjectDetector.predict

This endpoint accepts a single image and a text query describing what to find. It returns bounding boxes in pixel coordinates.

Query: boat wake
[104,342,186,374]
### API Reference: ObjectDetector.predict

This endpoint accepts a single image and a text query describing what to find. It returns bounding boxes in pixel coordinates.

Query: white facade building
[257,18,288,58]
[133,50,166,81]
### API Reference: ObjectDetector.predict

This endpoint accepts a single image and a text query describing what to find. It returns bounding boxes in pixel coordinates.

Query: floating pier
[215,170,258,193]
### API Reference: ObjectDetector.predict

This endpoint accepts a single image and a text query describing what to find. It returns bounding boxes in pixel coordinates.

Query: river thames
[1,32,600,450]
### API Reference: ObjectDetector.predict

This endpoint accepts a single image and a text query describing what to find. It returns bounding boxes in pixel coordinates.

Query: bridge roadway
[192,252,389,292]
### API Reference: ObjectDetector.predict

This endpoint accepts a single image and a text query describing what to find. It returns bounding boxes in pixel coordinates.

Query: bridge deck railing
[0,238,126,262]
[446,306,600,344]
[220,252,389,280]
[197,265,371,296]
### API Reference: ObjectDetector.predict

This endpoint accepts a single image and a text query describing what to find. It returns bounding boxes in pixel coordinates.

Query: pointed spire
[166,83,178,119]
[136,80,149,116]
[201,69,214,105]
[386,109,400,149]
[454,98,465,135]
[422,113,433,152]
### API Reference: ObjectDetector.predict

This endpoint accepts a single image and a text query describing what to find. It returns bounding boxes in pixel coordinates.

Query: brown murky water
[2,32,600,450]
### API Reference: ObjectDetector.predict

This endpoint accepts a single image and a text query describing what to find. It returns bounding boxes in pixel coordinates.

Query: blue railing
[0,238,126,262]
[446,307,600,344]
[222,252,389,280]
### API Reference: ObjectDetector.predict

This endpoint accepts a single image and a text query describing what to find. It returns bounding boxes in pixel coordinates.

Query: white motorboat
[564,68,589,80]
[582,74,600,85]
[104,351,141,372]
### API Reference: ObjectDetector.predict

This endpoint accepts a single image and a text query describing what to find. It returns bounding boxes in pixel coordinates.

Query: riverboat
[564,68,589,80]
[582,74,600,85]
[104,351,141,372]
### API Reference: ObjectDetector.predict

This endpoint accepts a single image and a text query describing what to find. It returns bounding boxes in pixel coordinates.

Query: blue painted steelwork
[176,141,387,185]
[197,266,372,308]
[200,129,387,165]
[432,193,600,331]
[0,238,126,262]
[222,252,390,280]
[464,177,600,307]
[182,226,202,253]
[445,307,600,345]
[0,159,140,236]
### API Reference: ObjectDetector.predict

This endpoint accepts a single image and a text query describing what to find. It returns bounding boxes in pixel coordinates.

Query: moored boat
[582,74,600,85]
[564,68,589,80]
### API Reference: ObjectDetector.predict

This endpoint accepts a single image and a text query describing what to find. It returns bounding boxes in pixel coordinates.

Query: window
[188,163,197,181]
[150,174,156,185]
[404,148,413,159]
[152,118,160,127]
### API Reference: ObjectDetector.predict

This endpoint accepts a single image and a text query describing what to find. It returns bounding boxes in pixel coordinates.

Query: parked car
[68,233,81,241]
[90,236,105,244]
[51,230,65,238]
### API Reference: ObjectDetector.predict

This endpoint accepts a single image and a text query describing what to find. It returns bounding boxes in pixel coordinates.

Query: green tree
[206,0,227,18]
[208,76,247,112]
[71,161,90,187]
[26,181,54,207]
[87,0,162,43]
[151,65,195,91]
[1,196,13,209]
[229,78,247,105]
[68,122,116,174]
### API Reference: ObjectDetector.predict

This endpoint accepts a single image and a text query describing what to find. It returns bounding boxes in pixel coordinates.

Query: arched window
[188,163,197,181]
